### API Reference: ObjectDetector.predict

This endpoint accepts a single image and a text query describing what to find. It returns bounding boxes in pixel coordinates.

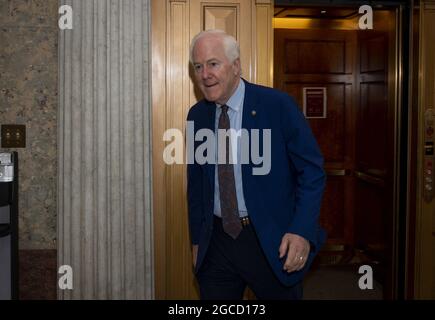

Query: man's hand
[192,245,198,268]
[279,233,310,273]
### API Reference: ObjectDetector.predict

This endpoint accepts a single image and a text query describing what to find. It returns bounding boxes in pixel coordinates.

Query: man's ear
[233,58,241,75]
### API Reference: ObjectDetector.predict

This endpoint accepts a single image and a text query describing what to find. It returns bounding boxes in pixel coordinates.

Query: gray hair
[189,29,240,64]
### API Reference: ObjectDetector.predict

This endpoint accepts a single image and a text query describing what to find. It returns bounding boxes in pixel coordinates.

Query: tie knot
[221,105,229,114]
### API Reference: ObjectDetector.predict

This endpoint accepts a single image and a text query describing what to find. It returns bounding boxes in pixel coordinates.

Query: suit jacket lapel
[241,80,259,183]
[203,101,216,190]
[241,79,258,132]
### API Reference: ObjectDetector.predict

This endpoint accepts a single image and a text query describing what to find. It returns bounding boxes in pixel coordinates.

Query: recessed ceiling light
[321,10,327,14]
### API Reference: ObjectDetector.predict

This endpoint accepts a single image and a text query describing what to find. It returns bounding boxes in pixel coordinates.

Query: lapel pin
[251,110,256,116]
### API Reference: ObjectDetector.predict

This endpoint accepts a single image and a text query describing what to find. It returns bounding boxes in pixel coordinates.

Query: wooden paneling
[354,180,388,285]
[274,29,356,249]
[203,6,238,37]
[283,40,346,74]
[190,0,251,87]
[274,18,397,293]
[165,0,194,300]
[355,31,391,254]
[255,2,273,86]
[360,36,387,73]
[283,83,346,163]
[354,182,387,252]
[152,0,273,299]
[320,177,345,239]
[355,23,396,298]
[273,8,401,298]
[358,82,388,172]
[151,0,167,300]
[358,28,389,178]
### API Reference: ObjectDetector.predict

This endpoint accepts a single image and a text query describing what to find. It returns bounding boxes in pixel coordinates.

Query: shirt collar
[216,79,245,112]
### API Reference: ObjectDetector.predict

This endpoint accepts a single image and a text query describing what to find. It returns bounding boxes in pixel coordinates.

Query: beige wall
[0,0,58,250]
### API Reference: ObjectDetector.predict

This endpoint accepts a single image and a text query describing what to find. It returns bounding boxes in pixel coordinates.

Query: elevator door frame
[274,0,410,299]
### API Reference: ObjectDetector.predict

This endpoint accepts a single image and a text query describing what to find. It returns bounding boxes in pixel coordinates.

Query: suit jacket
[186,79,326,286]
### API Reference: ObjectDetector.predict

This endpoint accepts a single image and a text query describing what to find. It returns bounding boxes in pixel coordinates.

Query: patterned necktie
[218,105,242,239]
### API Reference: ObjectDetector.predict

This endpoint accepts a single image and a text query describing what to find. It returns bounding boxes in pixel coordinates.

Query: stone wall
[0,0,58,250]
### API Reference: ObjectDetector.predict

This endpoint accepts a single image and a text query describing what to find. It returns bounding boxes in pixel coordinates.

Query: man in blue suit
[187,29,326,300]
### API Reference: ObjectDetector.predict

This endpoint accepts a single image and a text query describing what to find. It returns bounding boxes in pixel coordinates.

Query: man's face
[191,35,241,105]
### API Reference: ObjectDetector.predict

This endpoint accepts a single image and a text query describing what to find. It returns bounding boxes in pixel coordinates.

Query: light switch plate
[1,125,26,148]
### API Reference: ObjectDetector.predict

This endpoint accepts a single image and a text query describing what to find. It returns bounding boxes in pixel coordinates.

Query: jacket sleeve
[280,95,326,251]
[186,110,203,245]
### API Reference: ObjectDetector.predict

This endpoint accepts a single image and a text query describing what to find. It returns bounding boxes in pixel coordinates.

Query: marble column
[58,0,153,299]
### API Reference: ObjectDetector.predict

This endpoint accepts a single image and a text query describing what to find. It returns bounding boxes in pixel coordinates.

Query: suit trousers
[196,215,303,300]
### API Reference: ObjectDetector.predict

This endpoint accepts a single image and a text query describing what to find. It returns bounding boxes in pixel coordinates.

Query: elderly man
[186,29,326,300]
